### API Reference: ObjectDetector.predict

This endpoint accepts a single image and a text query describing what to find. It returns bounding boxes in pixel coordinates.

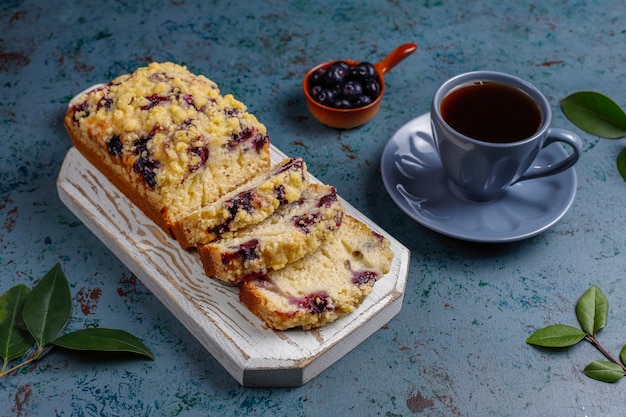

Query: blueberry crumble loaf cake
[64,62,271,237]
[64,62,395,331]
[197,183,345,284]
[239,215,393,330]
[173,157,310,249]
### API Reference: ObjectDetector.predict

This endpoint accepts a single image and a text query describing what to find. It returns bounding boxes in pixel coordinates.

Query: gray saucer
[380,113,577,243]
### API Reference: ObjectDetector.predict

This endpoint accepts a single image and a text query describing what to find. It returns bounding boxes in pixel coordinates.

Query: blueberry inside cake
[197,183,345,284]
[64,62,271,236]
[173,157,309,249]
[239,215,393,330]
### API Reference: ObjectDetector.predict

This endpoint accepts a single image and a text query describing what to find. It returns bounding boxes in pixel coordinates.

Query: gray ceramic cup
[431,71,582,202]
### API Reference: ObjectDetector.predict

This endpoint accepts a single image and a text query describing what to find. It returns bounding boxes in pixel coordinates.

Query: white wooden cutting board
[57,146,410,387]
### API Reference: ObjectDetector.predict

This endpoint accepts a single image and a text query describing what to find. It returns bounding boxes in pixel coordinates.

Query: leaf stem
[0,345,53,378]
[0,355,38,378]
[585,335,626,372]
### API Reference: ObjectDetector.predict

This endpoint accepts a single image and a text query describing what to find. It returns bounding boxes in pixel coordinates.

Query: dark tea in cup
[431,71,582,201]
[440,81,542,143]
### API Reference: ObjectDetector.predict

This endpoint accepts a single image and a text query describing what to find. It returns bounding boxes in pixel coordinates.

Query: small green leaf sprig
[0,263,154,377]
[560,92,626,181]
[526,286,626,383]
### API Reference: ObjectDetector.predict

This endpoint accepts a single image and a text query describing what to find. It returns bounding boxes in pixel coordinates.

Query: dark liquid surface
[440,82,542,143]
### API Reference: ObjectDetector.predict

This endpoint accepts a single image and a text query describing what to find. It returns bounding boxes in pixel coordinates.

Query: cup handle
[515,128,583,183]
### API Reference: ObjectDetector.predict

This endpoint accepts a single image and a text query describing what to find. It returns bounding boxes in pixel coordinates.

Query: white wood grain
[57,146,410,387]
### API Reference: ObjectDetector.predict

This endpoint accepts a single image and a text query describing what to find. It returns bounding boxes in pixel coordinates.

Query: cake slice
[239,215,394,330]
[172,157,309,249]
[197,183,345,284]
[64,62,271,237]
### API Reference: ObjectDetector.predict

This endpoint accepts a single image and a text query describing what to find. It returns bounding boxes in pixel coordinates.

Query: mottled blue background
[1,0,626,416]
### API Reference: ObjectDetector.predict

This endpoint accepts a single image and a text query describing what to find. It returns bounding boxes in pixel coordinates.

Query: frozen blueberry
[352,95,373,108]
[314,88,336,106]
[323,62,349,87]
[349,62,376,79]
[363,79,381,98]
[342,80,363,100]
[307,60,382,110]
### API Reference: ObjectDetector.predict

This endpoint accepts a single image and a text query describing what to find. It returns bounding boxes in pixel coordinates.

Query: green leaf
[53,328,154,360]
[583,360,625,383]
[0,285,34,366]
[22,263,72,349]
[621,344,626,367]
[575,286,608,336]
[526,324,587,348]
[617,147,626,182]
[560,91,626,139]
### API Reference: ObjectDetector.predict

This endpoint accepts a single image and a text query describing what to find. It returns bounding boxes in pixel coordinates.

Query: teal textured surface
[2,0,626,415]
